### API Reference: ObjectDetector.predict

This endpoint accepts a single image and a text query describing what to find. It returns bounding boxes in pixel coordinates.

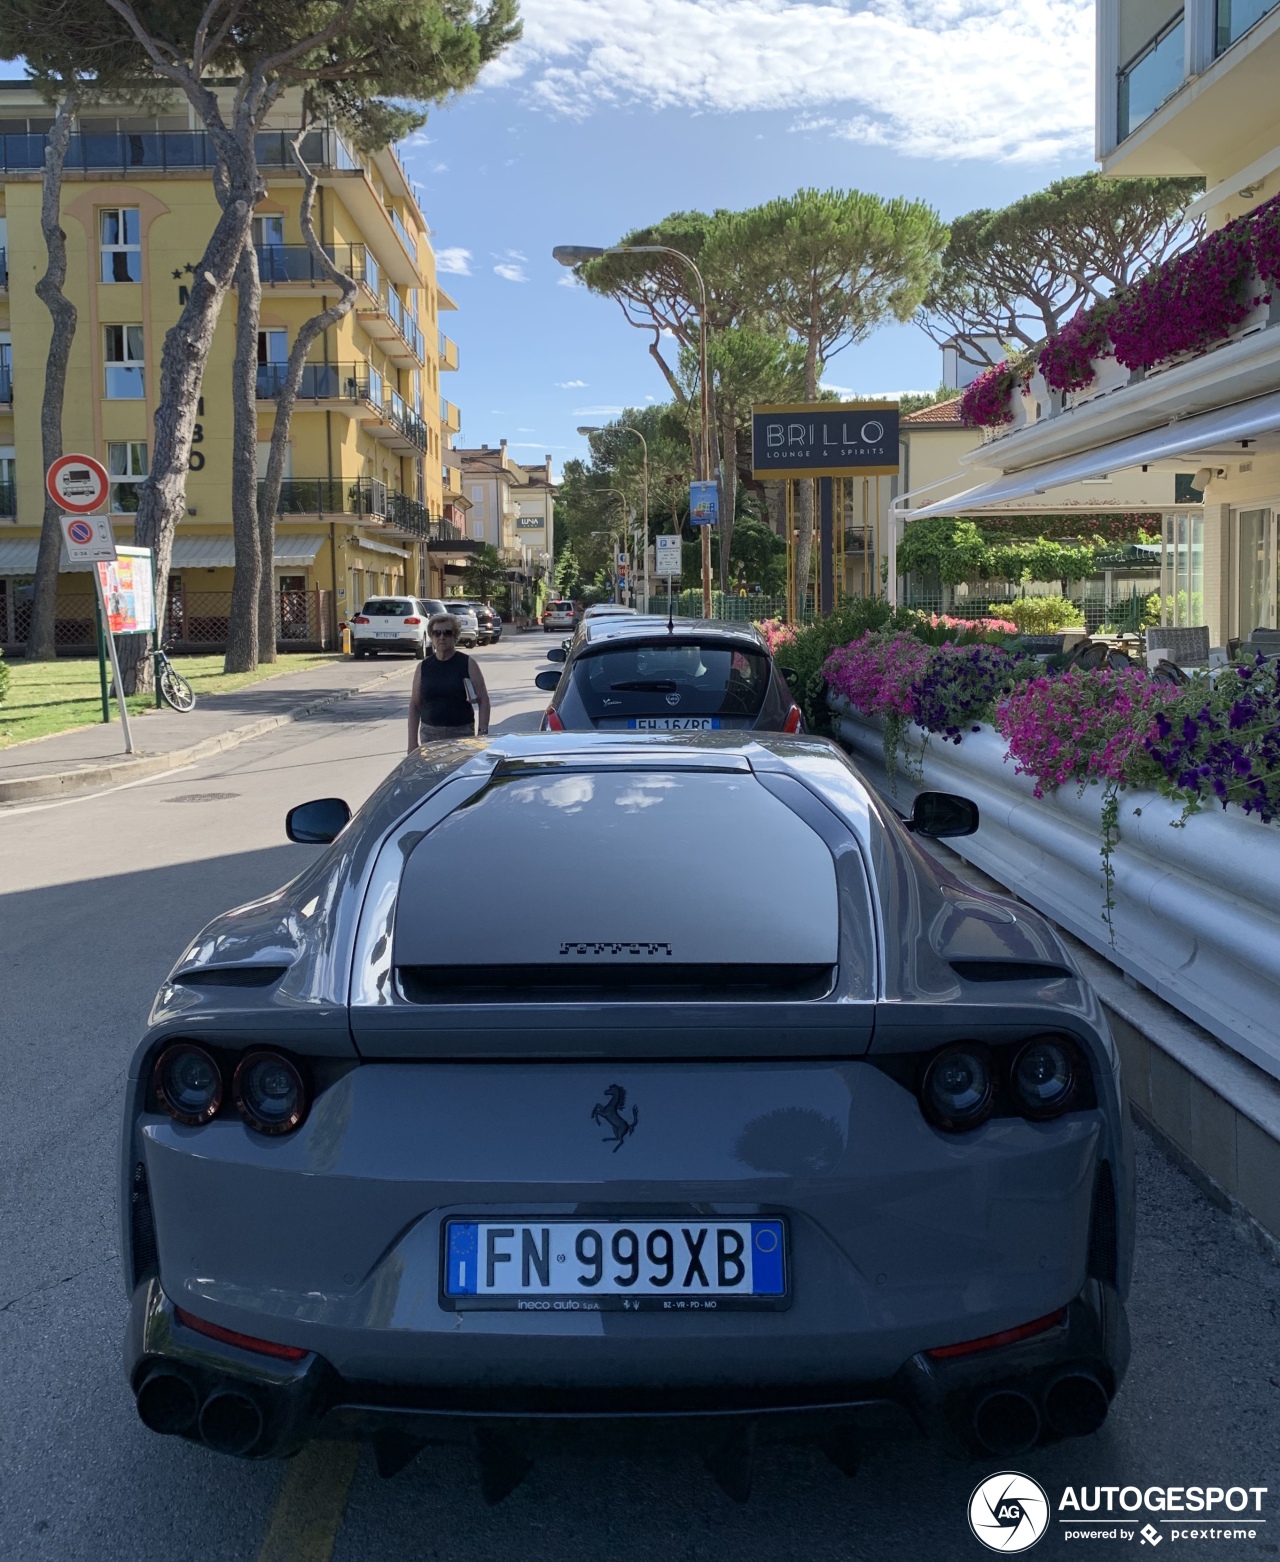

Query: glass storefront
[1231,507,1277,638]
[1161,511,1204,626]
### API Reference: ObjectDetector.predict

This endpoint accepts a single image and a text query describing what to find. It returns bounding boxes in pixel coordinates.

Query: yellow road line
[256,1441,361,1562]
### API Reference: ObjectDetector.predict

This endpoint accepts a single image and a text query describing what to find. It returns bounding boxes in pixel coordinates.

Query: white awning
[0,532,328,576]
[173,533,326,568]
[355,537,409,558]
[908,389,1280,518]
[0,540,39,574]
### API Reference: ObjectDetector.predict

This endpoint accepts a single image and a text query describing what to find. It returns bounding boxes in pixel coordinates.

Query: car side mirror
[546,646,567,663]
[286,797,351,844]
[534,669,561,692]
[909,791,979,838]
[777,665,799,690]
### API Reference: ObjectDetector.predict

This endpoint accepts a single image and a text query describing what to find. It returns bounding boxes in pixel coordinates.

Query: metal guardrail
[256,362,370,402]
[0,480,14,517]
[256,243,369,286]
[264,477,388,517]
[0,366,11,405]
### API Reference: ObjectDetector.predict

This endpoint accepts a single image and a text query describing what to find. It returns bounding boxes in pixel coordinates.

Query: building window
[253,214,285,248]
[108,442,148,512]
[100,208,141,283]
[257,329,288,397]
[104,325,145,398]
[0,337,10,404]
[472,520,484,540]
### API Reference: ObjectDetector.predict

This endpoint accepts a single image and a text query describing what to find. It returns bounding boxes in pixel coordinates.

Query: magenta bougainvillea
[1039,299,1118,393]
[1108,217,1260,371]
[1033,193,1280,395]
[959,362,1028,429]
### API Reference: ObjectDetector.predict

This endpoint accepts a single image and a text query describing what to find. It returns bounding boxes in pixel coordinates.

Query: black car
[536,617,802,733]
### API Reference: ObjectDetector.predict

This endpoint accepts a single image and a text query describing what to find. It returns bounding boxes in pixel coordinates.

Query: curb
[0,663,410,805]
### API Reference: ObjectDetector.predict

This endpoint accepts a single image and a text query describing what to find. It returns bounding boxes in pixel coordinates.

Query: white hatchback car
[349,597,436,658]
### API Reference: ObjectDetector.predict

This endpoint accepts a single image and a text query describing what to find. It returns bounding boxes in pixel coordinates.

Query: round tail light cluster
[919,1036,1082,1133]
[152,1045,310,1135]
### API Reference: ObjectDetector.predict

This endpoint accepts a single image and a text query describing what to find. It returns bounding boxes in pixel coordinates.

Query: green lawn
[0,653,342,750]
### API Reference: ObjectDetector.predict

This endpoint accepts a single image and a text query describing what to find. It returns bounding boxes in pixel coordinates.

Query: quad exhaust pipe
[134,1369,265,1456]
[970,1369,1109,1455]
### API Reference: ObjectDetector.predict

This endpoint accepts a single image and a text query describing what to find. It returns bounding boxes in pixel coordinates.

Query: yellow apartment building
[0,80,473,651]
[455,439,557,618]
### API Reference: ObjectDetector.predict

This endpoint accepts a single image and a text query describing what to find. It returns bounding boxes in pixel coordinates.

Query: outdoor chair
[1145,625,1210,666]
[1245,628,1280,658]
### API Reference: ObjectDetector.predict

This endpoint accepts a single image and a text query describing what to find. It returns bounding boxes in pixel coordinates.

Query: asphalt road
[1,630,1277,1562]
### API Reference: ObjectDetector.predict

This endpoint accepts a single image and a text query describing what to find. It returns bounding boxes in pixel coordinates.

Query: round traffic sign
[47,453,110,514]
[66,518,96,545]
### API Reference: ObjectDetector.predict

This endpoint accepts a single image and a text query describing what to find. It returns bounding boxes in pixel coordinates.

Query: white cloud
[557,274,585,288]
[481,0,1093,163]
[435,247,472,276]
[820,381,855,396]
[493,248,529,283]
[556,378,588,388]
[575,405,625,415]
[429,161,448,174]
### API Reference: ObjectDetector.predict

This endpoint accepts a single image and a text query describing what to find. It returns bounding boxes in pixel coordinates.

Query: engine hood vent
[397,961,835,1004]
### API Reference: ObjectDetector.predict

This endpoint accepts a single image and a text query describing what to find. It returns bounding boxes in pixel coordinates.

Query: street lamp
[578,423,649,613]
[556,242,712,616]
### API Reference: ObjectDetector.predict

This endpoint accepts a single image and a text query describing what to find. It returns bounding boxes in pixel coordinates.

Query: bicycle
[152,642,196,712]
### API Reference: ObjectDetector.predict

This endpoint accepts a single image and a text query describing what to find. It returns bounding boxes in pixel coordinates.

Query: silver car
[120,733,1132,1495]
[444,601,480,648]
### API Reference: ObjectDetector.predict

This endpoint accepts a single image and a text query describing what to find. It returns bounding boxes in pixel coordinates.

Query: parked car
[349,597,432,658]
[121,731,1131,1488]
[582,603,637,622]
[454,600,501,644]
[443,601,480,648]
[541,599,580,633]
[535,617,803,733]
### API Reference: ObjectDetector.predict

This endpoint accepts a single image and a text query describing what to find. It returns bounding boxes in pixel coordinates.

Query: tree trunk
[117,163,261,692]
[27,89,81,663]
[718,401,737,591]
[224,239,261,672]
[793,334,821,613]
[257,129,359,662]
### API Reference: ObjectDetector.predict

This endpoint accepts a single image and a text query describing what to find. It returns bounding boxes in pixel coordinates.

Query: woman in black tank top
[407,612,491,750]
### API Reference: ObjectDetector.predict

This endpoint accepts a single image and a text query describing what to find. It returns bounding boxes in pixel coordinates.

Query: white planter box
[1066,354,1129,410]
[832,702,1280,1083]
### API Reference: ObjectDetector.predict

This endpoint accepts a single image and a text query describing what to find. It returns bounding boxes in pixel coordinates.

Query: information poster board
[96,545,156,634]
[689,481,719,526]
[654,535,682,577]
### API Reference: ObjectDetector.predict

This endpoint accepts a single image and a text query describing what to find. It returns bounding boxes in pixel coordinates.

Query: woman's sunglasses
[430,627,456,639]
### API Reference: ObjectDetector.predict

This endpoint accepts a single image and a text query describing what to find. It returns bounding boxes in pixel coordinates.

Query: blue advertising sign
[689,481,719,526]
[751,401,899,480]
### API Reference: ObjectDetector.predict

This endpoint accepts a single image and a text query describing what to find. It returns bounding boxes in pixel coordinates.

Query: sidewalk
[0,657,414,804]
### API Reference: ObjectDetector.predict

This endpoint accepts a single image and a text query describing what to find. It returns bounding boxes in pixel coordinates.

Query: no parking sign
[59,513,118,565]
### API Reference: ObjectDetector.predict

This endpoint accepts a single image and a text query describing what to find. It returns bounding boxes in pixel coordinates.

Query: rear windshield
[446,604,473,615]
[547,601,574,612]
[571,640,771,718]
[363,600,413,617]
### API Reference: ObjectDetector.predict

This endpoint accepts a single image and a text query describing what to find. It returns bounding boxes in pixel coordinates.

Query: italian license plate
[443,1218,787,1311]
[626,717,721,731]
[375,631,398,638]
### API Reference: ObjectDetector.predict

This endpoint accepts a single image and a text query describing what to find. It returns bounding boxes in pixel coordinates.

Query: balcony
[0,365,11,404]
[391,207,416,259]
[384,491,432,539]
[256,361,373,403]
[0,480,14,516]
[1118,14,1186,141]
[0,126,359,176]
[256,243,373,288]
[357,279,425,367]
[440,399,461,435]
[1217,0,1280,53]
[0,247,7,290]
[438,333,459,372]
[362,386,429,454]
[262,477,388,518]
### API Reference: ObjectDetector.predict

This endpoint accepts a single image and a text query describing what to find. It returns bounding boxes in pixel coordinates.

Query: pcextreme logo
[969,1477,1270,1551]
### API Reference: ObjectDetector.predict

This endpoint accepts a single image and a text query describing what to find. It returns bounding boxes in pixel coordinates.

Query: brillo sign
[751,401,899,480]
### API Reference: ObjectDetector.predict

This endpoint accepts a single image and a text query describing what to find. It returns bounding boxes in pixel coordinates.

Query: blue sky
[397,0,1096,474]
